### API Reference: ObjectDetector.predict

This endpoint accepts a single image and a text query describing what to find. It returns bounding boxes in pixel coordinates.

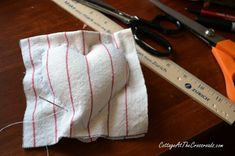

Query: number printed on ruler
[52,0,235,124]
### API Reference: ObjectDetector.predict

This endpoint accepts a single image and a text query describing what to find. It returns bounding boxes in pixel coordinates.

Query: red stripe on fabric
[113,33,128,136]
[98,32,101,42]
[99,33,115,136]
[85,56,93,142]
[64,32,75,137]
[83,31,93,141]
[124,62,129,136]
[46,35,58,142]
[28,38,38,147]
[82,31,86,55]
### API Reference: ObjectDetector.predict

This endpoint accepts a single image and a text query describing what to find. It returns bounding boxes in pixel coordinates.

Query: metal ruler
[52,0,235,124]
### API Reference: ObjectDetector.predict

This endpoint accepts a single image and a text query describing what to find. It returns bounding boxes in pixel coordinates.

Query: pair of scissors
[151,0,235,102]
[77,0,182,57]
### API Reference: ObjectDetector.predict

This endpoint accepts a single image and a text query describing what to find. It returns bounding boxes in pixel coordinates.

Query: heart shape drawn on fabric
[44,42,129,123]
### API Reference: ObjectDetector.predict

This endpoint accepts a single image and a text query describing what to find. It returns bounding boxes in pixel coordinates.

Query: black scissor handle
[130,16,181,35]
[152,15,182,34]
[131,25,172,57]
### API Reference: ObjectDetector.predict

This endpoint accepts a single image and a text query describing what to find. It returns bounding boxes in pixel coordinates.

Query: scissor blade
[86,0,117,12]
[150,0,224,46]
[77,0,131,24]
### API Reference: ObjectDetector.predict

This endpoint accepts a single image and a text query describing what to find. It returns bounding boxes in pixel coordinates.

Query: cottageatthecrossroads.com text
[159,141,223,150]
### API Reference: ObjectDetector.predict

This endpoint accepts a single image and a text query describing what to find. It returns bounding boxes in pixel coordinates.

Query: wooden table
[0,0,234,155]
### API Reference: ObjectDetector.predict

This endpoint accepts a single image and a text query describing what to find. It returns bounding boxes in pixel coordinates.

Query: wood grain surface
[0,0,234,155]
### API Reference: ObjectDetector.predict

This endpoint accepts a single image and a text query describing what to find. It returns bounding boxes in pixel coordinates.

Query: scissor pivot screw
[204,29,215,37]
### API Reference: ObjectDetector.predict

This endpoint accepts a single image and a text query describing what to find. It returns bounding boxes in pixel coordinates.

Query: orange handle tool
[212,39,235,102]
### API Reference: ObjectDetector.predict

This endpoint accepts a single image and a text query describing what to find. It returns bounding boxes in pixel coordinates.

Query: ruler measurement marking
[52,0,235,124]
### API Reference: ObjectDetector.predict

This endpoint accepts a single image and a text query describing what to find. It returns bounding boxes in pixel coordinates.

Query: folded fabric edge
[22,133,147,148]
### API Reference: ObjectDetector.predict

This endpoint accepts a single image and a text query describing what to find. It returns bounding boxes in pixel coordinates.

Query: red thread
[85,56,93,142]
[64,32,75,137]
[46,35,58,142]
[123,133,146,139]
[99,33,115,136]
[82,31,86,55]
[124,62,129,136]
[28,38,38,147]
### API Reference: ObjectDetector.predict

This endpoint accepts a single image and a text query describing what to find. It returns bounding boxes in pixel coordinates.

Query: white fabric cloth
[20,29,148,148]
